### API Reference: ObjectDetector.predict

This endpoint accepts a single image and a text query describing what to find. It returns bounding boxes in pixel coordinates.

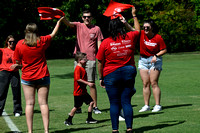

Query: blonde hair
[24,23,40,46]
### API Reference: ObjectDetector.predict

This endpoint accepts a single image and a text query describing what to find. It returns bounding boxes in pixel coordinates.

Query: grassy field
[0,52,200,133]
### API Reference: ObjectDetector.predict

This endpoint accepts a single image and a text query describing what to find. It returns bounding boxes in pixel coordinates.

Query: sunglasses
[8,41,15,44]
[143,26,151,30]
[83,16,91,19]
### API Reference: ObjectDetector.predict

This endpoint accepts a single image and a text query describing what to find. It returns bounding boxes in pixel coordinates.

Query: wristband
[133,16,137,19]
[155,54,159,57]
[99,77,103,80]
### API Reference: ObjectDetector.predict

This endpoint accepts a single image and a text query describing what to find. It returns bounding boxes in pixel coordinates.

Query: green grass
[1,52,200,133]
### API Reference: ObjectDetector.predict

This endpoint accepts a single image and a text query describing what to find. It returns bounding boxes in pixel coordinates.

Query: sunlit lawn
[1,52,200,133]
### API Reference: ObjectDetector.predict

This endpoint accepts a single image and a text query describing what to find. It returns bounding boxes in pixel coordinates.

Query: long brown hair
[24,23,40,46]
[4,35,14,48]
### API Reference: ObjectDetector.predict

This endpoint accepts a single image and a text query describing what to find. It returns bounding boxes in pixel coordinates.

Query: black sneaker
[75,108,82,113]
[86,118,98,124]
[64,119,73,126]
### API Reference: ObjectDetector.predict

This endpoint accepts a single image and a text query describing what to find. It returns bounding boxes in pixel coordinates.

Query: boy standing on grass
[64,52,97,126]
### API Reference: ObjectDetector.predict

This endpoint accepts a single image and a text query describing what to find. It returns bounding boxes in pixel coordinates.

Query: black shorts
[74,93,93,108]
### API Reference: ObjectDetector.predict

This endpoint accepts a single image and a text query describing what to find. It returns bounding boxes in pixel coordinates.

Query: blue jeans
[104,65,137,130]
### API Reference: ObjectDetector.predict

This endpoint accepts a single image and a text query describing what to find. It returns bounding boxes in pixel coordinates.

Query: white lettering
[110,42,121,46]
[144,39,157,46]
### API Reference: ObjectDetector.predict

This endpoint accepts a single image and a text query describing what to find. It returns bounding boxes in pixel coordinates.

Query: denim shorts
[138,56,163,71]
[21,76,50,86]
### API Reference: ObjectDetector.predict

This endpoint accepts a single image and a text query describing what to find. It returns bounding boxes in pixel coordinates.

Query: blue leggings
[104,65,137,130]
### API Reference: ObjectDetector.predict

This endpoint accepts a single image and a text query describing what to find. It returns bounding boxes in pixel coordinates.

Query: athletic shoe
[64,119,73,126]
[93,107,102,114]
[14,113,21,117]
[126,130,133,133]
[152,105,162,112]
[119,115,125,121]
[75,108,82,113]
[86,118,98,124]
[139,105,150,112]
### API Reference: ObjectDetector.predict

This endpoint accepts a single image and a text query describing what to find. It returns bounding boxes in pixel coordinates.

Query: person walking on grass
[64,52,97,126]
[97,7,140,133]
[0,35,22,117]
[138,19,167,113]
[11,17,64,133]
[63,10,104,114]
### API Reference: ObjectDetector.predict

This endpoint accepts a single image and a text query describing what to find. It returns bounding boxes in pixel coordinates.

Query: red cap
[37,7,65,20]
[103,0,134,20]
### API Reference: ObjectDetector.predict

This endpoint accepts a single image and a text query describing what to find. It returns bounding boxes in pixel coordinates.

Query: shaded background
[0,0,199,59]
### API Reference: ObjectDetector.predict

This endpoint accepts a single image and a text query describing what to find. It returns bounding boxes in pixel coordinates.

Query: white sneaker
[93,107,102,114]
[14,113,21,117]
[119,115,125,121]
[152,105,162,112]
[139,105,150,112]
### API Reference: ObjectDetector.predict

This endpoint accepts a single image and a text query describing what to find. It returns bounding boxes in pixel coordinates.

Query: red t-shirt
[14,35,52,81]
[73,22,104,61]
[74,65,87,96]
[0,48,17,72]
[140,30,166,57]
[96,31,139,77]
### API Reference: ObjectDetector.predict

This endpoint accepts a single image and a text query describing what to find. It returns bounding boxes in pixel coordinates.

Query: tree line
[0,0,199,59]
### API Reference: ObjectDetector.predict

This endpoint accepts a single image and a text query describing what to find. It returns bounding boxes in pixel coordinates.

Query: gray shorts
[138,56,163,71]
[74,60,97,82]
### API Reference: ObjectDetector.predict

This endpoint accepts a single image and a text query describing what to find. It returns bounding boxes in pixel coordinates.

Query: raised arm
[62,17,75,28]
[50,17,64,38]
[121,7,140,33]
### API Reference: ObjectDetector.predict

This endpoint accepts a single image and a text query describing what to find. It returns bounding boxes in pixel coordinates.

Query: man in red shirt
[63,10,104,114]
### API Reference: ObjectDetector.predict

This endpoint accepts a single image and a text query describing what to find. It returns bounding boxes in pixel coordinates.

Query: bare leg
[89,83,97,107]
[88,101,94,112]
[22,84,35,133]
[150,69,161,105]
[140,69,151,106]
[69,107,77,117]
[37,85,49,133]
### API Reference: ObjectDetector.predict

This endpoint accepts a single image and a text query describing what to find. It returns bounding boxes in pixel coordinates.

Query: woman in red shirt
[97,7,140,133]
[11,17,64,133]
[0,35,22,117]
[138,19,167,113]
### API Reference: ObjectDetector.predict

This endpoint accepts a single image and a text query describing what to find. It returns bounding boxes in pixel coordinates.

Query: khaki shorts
[74,60,97,82]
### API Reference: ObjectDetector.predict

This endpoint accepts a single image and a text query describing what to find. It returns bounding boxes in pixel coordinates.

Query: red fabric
[0,48,17,72]
[96,31,139,77]
[140,30,167,57]
[37,7,65,20]
[14,35,52,81]
[103,0,134,19]
[74,65,87,96]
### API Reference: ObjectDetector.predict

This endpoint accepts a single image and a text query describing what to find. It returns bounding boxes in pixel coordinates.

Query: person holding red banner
[138,19,167,113]
[97,7,140,133]
[11,17,64,133]
[63,10,104,114]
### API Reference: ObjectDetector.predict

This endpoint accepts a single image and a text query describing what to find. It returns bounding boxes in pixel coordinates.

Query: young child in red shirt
[64,52,97,126]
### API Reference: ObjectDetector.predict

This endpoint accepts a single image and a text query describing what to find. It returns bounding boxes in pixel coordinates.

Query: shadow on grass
[101,105,137,113]
[134,112,164,118]
[33,109,55,113]
[162,104,192,110]
[51,72,74,79]
[53,124,109,133]
[134,120,185,133]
